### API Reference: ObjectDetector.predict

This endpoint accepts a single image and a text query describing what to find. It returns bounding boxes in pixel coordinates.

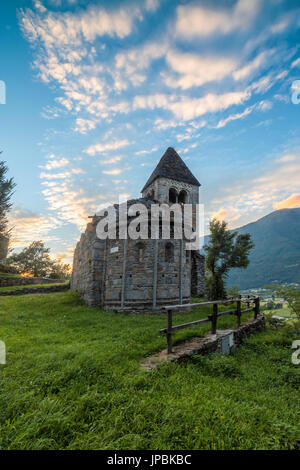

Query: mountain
[206,208,300,290]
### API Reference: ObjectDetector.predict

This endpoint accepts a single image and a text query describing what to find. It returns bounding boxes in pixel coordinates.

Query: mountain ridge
[205,208,300,290]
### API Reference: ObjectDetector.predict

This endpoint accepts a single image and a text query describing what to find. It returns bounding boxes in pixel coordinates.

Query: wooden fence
[160,296,260,354]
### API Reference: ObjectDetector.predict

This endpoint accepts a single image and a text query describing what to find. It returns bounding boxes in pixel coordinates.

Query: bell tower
[141,147,201,229]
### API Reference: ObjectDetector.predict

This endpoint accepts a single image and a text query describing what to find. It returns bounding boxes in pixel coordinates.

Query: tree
[204,219,254,300]
[0,157,16,238]
[268,285,300,320]
[7,241,52,277]
[227,285,240,299]
[7,241,71,278]
[48,259,71,280]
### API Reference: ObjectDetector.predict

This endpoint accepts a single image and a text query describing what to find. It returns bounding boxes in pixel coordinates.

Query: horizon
[1,0,300,264]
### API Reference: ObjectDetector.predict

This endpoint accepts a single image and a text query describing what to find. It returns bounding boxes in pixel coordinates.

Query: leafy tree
[268,285,300,320]
[266,300,275,310]
[227,285,240,299]
[48,259,71,280]
[0,157,16,237]
[7,241,71,278]
[204,219,254,300]
[7,241,53,277]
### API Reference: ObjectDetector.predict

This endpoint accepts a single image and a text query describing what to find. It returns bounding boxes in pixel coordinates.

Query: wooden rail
[160,296,260,354]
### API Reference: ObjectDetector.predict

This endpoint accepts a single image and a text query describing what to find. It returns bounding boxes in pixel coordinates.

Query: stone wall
[191,251,205,297]
[0,277,66,288]
[104,238,191,311]
[0,283,70,296]
[71,220,106,306]
[71,215,194,312]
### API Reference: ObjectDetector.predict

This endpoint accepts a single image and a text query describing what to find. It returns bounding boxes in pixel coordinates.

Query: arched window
[136,242,145,262]
[169,188,178,203]
[178,190,188,204]
[165,242,174,262]
[147,190,154,200]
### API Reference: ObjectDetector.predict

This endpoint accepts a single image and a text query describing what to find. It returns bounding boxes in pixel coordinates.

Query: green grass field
[0,291,299,450]
[264,307,296,319]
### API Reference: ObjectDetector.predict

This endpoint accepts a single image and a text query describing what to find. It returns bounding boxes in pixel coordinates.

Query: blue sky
[0,0,300,263]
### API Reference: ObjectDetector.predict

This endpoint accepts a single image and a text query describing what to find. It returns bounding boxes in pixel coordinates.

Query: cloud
[134,89,250,121]
[41,180,98,230]
[9,208,62,249]
[212,208,228,221]
[233,50,272,81]
[164,50,238,89]
[74,118,97,134]
[84,139,131,156]
[291,57,300,68]
[214,105,254,129]
[208,151,300,228]
[273,193,300,210]
[40,170,72,179]
[20,3,145,46]
[43,157,69,170]
[115,39,168,89]
[214,99,272,129]
[55,245,75,265]
[145,0,159,12]
[135,147,158,155]
[101,155,123,164]
[276,154,297,163]
[102,168,123,175]
[175,0,261,38]
[19,1,158,124]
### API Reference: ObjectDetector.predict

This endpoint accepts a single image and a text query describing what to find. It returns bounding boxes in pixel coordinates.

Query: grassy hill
[0,291,299,450]
[226,208,300,289]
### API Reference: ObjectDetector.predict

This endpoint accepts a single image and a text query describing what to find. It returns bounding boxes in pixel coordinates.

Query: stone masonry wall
[71,220,106,306]
[0,277,65,288]
[191,251,205,297]
[0,283,70,296]
[71,218,194,311]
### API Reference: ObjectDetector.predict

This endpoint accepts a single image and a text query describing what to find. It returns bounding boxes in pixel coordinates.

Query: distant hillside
[224,208,300,289]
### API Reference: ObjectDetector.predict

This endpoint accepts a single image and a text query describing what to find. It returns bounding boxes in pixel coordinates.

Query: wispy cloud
[102,168,123,175]
[42,157,69,170]
[208,151,300,228]
[84,139,131,156]
[175,0,261,38]
[273,193,300,210]
[233,50,273,81]
[9,208,62,248]
[134,90,250,121]
[164,50,238,89]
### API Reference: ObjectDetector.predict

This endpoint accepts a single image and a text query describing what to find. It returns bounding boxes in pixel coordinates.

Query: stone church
[71,147,205,312]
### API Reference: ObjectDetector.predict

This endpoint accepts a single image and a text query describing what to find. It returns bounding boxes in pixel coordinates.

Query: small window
[136,242,145,262]
[169,188,177,203]
[178,190,188,204]
[147,190,154,200]
[165,242,174,262]
[185,250,190,264]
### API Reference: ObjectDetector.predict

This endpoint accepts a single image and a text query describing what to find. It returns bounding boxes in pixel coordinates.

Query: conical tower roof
[141,147,201,193]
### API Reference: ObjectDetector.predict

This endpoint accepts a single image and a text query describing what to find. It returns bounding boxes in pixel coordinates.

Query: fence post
[236,297,241,327]
[254,297,260,319]
[211,303,218,334]
[167,309,173,354]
